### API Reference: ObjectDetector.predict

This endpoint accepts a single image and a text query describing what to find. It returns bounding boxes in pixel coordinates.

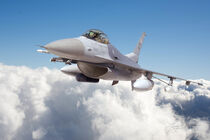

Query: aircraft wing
[137,67,203,86]
[94,55,203,86]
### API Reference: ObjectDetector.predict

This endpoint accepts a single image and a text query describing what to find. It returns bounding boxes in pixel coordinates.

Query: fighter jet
[37,29,202,91]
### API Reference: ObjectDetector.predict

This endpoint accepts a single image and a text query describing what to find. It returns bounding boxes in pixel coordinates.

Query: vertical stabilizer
[126,32,146,63]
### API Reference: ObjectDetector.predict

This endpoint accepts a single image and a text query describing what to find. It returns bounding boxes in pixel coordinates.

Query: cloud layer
[0,63,210,140]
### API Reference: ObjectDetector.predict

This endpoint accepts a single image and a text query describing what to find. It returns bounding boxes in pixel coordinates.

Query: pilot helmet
[89,31,96,38]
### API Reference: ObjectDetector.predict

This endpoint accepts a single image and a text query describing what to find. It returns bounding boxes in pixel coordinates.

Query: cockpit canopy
[82,29,109,44]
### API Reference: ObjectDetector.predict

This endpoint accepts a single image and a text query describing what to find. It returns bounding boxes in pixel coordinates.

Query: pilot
[89,31,102,43]
[88,31,107,44]
[89,31,96,39]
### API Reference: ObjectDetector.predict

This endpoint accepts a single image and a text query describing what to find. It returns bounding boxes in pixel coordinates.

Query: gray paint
[40,30,203,91]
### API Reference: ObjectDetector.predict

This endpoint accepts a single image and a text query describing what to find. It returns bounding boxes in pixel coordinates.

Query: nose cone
[45,38,84,56]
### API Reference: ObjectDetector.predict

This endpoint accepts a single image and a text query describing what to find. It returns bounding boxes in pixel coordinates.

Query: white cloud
[0,63,209,140]
[32,128,47,140]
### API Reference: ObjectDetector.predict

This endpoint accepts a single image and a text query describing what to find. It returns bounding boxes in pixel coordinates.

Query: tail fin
[126,32,146,63]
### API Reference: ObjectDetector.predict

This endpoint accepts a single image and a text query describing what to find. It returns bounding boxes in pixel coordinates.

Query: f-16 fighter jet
[37,29,202,91]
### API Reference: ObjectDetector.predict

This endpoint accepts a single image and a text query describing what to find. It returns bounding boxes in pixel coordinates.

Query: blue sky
[0,0,210,80]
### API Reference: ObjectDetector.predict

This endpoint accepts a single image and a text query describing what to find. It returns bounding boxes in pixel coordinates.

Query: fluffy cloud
[0,63,209,140]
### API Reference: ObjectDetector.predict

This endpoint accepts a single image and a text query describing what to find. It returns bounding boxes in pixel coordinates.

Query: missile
[37,49,49,54]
